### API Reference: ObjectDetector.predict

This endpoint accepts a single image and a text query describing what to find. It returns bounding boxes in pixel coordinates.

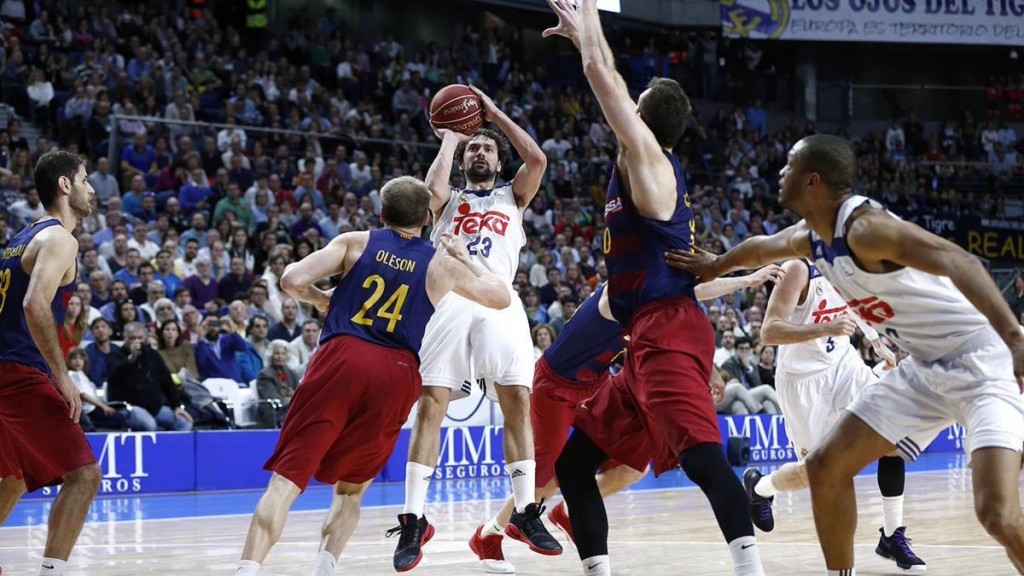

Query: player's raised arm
[431,234,511,310]
[468,86,546,210]
[545,0,675,218]
[846,210,1024,360]
[665,220,813,281]
[760,259,855,346]
[23,228,82,420]
[694,264,785,302]
[424,129,472,215]
[280,232,361,312]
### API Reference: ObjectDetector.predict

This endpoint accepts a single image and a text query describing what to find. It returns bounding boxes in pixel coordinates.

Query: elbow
[488,288,512,310]
[279,264,302,294]
[759,322,780,346]
[527,150,547,171]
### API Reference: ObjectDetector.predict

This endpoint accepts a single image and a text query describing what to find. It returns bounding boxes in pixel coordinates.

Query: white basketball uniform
[775,261,880,459]
[810,196,1024,461]
[418,182,534,400]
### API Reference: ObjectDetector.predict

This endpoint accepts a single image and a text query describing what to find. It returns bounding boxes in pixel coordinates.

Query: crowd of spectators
[0,0,1021,429]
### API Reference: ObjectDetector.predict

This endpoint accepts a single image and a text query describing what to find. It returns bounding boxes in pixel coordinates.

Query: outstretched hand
[664,246,723,281]
[543,0,583,46]
[747,264,785,287]
[441,233,472,263]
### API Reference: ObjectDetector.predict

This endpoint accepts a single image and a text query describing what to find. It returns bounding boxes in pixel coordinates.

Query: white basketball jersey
[776,262,852,380]
[810,196,990,362]
[431,182,525,283]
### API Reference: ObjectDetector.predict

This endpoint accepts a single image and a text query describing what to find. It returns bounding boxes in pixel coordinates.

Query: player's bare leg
[312,480,372,576]
[392,386,450,572]
[805,413,894,572]
[0,475,27,524]
[238,473,302,573]
[43,463,100,559]
[971,447,1024,573]
[494,383,561,554]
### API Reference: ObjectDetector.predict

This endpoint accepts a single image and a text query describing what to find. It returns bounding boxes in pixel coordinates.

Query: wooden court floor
[0,467,1018,575]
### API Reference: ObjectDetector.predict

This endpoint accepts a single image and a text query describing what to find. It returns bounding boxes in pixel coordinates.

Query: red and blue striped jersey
[603,151,697,323]
[0,219,76,377]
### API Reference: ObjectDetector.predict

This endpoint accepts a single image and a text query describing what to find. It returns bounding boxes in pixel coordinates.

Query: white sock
[38,558,67,576]
[235,560,260,576]
[826,570,855,576]
[309,550,337,576]
[754,474,777,498]
[881,495,904,537]
[483,514,504,535]
[506,460,536,513]
[402,462,435,516]
[727,536,765,576]
[582,554,611,576]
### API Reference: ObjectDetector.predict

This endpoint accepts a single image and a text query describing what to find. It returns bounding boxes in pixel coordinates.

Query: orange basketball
[429,84,483,135]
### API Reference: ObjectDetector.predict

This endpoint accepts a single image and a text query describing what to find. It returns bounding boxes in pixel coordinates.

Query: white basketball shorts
[848,327,1024,461]
[776,346,878,460]
[418,285,534,401]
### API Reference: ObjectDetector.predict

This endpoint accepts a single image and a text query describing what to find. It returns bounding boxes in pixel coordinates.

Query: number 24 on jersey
[350,274,409,333]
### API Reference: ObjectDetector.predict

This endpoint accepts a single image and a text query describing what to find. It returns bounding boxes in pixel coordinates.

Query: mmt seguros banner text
[722,0,1024,45]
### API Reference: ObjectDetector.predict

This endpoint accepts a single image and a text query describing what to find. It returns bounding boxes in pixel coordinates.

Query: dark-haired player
[0,151,101,576]
[544,1,766,575]
[470,266,783,574]
[235,176,512,576]
[667,133,1024,575]
[392,86,557,571]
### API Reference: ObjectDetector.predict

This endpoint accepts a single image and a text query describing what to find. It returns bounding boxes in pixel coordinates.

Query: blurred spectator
[255,340,300,428]
[194,314,247,383]
[84,317,119,387]
[531,324,556,360]
[288,319,320,375]
[59,295,90,357]
[156,319,199,380]
[68,347,126,432]
[106,322,193,431]
[268,296,302,341]
[239,315,271,382]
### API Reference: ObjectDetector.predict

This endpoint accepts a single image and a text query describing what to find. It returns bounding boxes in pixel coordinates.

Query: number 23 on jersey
[350,274,408,333]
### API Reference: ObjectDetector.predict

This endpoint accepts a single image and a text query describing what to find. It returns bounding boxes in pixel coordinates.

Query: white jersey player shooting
[390,86,562,573]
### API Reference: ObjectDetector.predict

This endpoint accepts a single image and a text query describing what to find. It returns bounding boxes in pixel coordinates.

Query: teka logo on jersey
[453,203,510,236]
[435,425,506,480]
[810,300,849,324]
[846,296,896,325]
[724,415,794,463]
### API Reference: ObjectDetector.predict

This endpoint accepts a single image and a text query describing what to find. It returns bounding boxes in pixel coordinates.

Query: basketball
[429,84,483,135]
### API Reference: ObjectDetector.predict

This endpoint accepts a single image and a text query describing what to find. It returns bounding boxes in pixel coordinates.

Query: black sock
[555,429,610,560]
[876,456,905,497]
[679,442,754,542]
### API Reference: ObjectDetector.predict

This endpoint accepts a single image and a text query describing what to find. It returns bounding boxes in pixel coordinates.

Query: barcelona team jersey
[603,151,697,324]
[542,284,626,386]
[0,219,76,377]
[321,229,436,357]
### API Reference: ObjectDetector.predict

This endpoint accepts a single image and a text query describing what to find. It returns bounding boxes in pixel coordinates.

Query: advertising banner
[909,212,1024,263]
[721,0,1024,46]
[24,417,968,499]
